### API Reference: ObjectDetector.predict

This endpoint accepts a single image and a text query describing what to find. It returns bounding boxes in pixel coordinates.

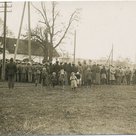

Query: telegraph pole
[14,2,26,60]
[2,2,7,81]
[0,2,12,80]
[106,44,114,66]
[28,2,31,62]
[111,44,113,65]
[2,2,7,80]
[14,2,31,62]
[73,30,76,64]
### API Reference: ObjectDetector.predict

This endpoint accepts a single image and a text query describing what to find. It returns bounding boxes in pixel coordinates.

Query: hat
[71,72,75,75]
[42,67,46,71]
[28,62,31,64]
[53,72,56,75]
[10,58,13,62]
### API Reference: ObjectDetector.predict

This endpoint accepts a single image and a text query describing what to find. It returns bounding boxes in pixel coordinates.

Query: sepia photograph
[0,0,136,135]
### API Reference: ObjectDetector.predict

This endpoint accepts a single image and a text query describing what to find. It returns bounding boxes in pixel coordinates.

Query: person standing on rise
[6,58,17,89]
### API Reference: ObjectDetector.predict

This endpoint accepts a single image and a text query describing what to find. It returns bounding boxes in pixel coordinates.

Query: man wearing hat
[6,58,17,89]
[27,62,32,83]
[0,60,2,80]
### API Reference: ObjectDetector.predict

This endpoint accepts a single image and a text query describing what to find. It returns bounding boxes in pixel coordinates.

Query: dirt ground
[1,82,136,135]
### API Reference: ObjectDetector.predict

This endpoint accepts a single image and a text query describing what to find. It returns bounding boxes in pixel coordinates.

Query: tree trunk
[49,44,53,62]
[42,47,48,63]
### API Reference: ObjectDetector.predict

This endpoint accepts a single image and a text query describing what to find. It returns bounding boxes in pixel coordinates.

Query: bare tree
[31,1,80,61]
[31,25,50,61]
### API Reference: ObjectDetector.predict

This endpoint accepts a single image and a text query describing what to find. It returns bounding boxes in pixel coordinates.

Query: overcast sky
[0,1,136,62]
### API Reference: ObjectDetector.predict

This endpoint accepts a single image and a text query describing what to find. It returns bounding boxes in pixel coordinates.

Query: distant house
[0,36,60,58]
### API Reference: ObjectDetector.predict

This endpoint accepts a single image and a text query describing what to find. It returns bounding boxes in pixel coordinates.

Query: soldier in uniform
[6,58,17,89]
[53,61,60,85]
[91,62,97,85]
[95,64,101,85]
[126,67,132,85]
[27,62,32,83]
[0,60,2,80]
[41,67,48,86]
[21,62,26,82]
[115,66,121,85]
[100,66,107,84]
[109,65,116,85]
[86,68,92,88]
[66,63,72,85]
[81,61,88,86]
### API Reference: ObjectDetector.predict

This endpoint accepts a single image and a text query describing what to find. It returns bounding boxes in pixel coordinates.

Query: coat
[6,62,17,76]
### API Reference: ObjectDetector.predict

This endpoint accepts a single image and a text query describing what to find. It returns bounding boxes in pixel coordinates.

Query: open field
[1,82,136,135]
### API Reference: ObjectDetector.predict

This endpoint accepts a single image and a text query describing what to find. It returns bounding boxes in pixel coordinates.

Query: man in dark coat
[67,63,72,85]
[0,60,2,80]
[91,63,97,84]
[53,61,60,85]
[6,58,17,89]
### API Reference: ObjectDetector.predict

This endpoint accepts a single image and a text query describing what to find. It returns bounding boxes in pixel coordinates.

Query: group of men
[0,58,136,89]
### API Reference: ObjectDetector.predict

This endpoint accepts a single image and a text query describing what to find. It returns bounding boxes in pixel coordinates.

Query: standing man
[6,58,17,89]
[53,61,60,85]
[109,65,116,85]
[0,60,2,80]
[27,62,32,83]
[126,67,132,85]
[100,65,107,84]
[95,64,101,85]
[91,62,97,85]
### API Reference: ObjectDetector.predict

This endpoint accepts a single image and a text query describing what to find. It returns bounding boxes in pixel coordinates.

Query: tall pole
[14,2,26,60]
[73,30,76,64]
[106,48,112,65]
[2,2,7,80]
[111,44,113,65]
[28,2,31,62]
[135,53,136,65]
[135,53,136,68]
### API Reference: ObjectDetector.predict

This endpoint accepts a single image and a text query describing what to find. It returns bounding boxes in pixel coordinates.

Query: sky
[0,1,136,62]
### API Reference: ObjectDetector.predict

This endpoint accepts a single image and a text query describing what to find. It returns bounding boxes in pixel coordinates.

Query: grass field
[1,82,136,135]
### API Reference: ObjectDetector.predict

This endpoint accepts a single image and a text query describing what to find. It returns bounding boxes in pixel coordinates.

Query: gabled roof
[0,36,60,57]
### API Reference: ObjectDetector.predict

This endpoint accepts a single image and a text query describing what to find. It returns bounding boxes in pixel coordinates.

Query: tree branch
[31,2,47,25]
[54,30,63,36]
[54,11,77,49]
[54,11,60,23]
[41,2,51,30]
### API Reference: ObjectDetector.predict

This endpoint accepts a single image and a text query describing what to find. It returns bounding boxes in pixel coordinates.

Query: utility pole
[73,30,76,64]
[14,2,26,60]
[111,44,113,65]
[2,2,7,80]
[28,2,31,62]
[0,2,12,80]
[14,2,31,62]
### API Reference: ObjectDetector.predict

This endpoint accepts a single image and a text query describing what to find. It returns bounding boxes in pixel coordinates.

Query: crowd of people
[1,58,136,89]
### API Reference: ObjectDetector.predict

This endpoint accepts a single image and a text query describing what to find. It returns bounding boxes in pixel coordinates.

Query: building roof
[0,37,60,57]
